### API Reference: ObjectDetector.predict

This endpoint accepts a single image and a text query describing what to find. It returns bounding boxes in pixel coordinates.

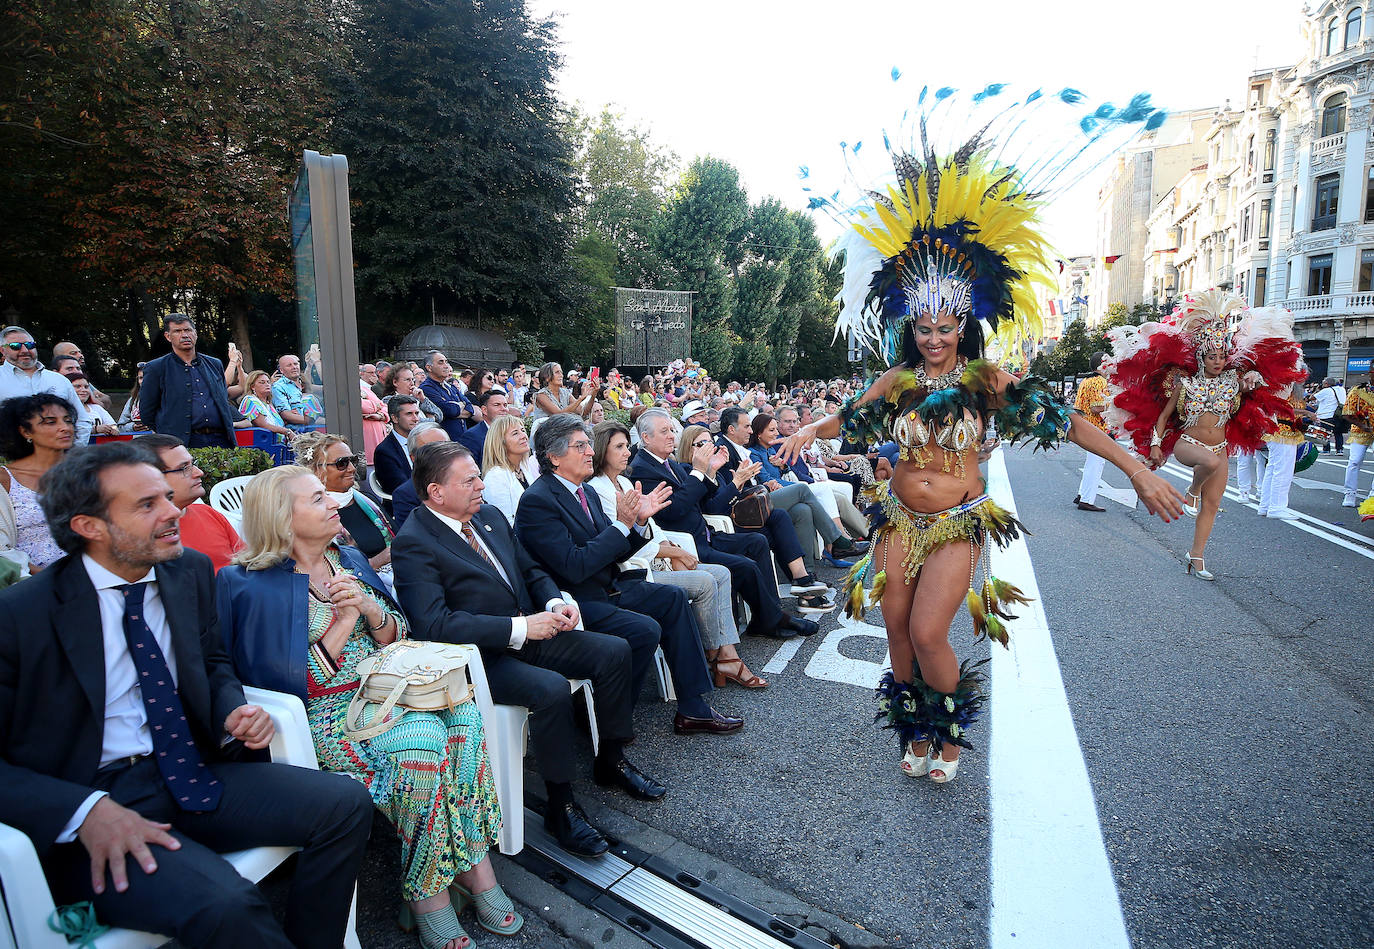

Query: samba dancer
[1104,290,1305,577]
[780,92,1185,782]
[1343,382,1374,510]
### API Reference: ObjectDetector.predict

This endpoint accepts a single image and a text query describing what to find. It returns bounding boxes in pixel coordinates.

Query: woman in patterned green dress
[217,466,521,949]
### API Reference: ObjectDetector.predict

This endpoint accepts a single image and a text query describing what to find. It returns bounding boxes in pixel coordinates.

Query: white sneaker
[1267,508,1300,520]
[1256,507,1269,516]
[1344,494,1359,508]
[1238,491,1256,502]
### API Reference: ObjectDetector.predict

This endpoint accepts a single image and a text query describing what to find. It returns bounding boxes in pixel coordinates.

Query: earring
[24,437,31,444]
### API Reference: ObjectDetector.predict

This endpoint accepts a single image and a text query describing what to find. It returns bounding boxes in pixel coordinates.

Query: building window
[1264,129,1276,175]
[1313,173,1340,230]
[1246,135,1256,174]
[1241,205,1253,242]
[1309,253,1334,295]
[1255,267,1267,305]
[1360,249,1374,293]
[1290,185,1299,236]
[1321,92,1347,137]
[1259,198,1272,241]
[1366,166,1374,223]
[1347,7,1363,49]
[1328,16,1341,54]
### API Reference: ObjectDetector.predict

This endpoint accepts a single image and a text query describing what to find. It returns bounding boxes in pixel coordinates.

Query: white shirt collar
[82,553,156,591]
[425,505,473,536]
[553,473,584,496]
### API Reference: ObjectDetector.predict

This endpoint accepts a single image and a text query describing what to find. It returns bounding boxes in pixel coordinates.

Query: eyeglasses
[567,439,593,453]
[161,461,199,478]
[4,341,37,351]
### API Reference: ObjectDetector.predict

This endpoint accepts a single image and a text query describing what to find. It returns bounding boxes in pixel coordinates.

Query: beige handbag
[344,640,474,741]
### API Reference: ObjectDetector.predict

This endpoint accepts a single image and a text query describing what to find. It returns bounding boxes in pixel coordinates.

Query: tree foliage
[332,0,578,356]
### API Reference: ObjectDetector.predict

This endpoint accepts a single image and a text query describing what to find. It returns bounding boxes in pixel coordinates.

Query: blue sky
[533,0,1305,254]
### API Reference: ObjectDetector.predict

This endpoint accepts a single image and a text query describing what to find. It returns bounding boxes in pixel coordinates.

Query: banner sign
[615,288,692,367]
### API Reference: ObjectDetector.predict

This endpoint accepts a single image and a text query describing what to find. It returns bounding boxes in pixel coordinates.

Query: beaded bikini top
[1174,369,1241,430]
[840,359,1076,482]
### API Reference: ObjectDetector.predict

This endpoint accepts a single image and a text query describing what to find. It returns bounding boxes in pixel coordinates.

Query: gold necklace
[914,357,967,391]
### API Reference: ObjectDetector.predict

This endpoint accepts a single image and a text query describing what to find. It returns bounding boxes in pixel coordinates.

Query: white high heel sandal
[901,743,932,777]
[1187,556,1214,581]
[1183,491,1201,517]
[928,751,961,784]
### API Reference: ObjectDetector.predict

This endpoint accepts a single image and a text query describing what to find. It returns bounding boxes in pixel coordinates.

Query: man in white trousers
[1072,353,1111,512]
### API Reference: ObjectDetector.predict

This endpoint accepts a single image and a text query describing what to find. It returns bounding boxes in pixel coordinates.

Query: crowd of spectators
[0,313,898,948]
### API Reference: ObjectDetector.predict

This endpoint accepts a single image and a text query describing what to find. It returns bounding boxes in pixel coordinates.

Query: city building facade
[1110,1,1373,382]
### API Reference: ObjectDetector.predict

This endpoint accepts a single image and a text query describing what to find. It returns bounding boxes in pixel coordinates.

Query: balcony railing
[1282,293,1374,318]
[1312,132,1345,157]
[1350,291,1374,309]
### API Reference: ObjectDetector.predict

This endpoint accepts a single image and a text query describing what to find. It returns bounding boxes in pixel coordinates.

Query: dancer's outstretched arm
[1067,413,1184,522]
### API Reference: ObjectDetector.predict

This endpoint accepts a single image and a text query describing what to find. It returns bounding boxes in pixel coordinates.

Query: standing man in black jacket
[0,443,373,948]
[138,314,238,448]
[392,440,664,858]
[515,413,742,735]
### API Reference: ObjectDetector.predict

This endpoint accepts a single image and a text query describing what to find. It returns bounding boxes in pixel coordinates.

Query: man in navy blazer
[514,414,741,736]
[628,409,819,639]
[393,440,659,857]
[418,350,472,440]
[457,389,508,460]
[0,443,372,948]
[373,396,422,495]
[138,314,238,448]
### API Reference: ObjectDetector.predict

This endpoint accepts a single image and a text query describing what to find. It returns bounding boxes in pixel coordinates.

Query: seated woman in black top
[293,431,394,572]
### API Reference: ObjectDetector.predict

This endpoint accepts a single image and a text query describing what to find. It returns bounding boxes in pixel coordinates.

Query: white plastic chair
[454,592,596,856]
[0,687,361,949]
[367,468,392,502]
[207,475,255,532]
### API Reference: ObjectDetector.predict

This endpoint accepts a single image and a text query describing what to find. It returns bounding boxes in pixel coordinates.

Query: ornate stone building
[1128,1,1373,382]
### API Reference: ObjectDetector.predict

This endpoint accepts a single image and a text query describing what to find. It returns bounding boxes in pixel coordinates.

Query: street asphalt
[273,439,1372,949]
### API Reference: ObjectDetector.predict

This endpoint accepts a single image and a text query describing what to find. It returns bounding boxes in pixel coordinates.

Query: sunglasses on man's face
[4,341,37,351]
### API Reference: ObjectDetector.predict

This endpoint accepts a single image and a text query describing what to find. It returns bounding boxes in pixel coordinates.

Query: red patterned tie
[575,484,596,525]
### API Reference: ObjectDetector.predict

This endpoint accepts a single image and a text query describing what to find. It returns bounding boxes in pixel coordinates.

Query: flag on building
[1103,254,1122,270]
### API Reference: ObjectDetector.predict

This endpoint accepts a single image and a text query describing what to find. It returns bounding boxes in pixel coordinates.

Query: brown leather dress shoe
[673,708,745,735]
[1076,500,1106,512]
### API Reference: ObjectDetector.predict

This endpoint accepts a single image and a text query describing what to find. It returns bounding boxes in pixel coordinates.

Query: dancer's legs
[1174,440,1227,559]
[878,531,978,770]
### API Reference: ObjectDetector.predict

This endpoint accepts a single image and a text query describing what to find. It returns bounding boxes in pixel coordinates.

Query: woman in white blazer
[480,415,541,525]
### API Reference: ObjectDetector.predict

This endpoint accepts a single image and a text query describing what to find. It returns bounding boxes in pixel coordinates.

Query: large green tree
[1,0,342,374]
[654,156,750,375]
[332,0,579,357]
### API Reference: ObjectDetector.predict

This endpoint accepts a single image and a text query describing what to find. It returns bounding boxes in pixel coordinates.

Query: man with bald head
[389,422,449,530]
[270,354,323,431]
[53,342,112,410]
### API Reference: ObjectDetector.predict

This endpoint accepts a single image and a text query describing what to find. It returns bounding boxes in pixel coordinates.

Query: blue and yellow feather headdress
[805,81,1167,364]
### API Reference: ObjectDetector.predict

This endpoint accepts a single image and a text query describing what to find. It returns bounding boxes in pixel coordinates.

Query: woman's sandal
[1186,555,1215,581]
[398,901,475,949]
[928,752,961,784]
[900,743,932,778]
[712,656,768,689]
[1183,491,1201,517]
[451,882,524,936]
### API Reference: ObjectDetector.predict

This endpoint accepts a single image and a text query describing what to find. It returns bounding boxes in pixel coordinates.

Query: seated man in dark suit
[393,441,663,858]
[0,443,373,949]
[628,410,819,639]
[373,394,423,495]
[457,388,508,460]
[390,421,448,530]
[515,413,742,735]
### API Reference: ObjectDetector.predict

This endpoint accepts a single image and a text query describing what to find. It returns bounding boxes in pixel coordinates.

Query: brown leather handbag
[730,484,773,530]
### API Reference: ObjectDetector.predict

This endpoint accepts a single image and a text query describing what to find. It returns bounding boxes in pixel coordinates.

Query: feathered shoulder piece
[807,80,1166,365]
[993,374,1075,451]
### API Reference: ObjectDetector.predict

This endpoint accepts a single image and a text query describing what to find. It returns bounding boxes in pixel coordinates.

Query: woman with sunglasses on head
[0,395,78,570]
[293,431,394,574]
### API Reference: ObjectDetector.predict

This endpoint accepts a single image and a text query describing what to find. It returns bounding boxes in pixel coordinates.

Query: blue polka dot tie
[119,583,222,812]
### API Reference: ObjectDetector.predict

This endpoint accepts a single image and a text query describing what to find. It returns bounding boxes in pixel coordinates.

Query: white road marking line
[761,637,803,674]
[802,615,890,688]
[1157,462,1374,559]
[986,450,1130,949]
